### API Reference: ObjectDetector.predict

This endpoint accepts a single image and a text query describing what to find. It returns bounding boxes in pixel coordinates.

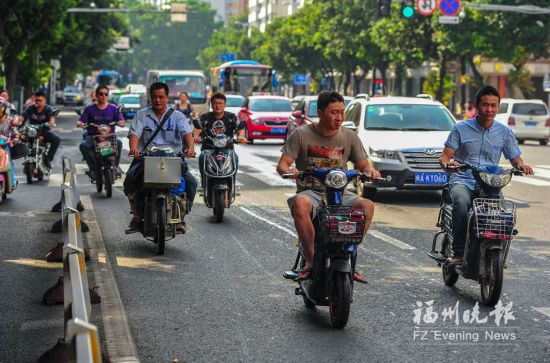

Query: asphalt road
[1,110,550,362]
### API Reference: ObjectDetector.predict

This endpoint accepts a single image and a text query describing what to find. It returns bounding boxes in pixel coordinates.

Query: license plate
[524,121,537,126]
[271,127,286,135]
[98,141,110,148]
[126,112,136,117]
[415,172,447,185]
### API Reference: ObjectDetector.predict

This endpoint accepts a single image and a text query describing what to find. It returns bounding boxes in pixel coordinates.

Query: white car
[494,98,550,145]
[345,94,456,199]
[117,94,141,120]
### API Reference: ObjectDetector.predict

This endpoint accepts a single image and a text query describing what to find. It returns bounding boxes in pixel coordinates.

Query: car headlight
[478,171,512,188]
[251,118,261,125]
[369,147,397,159]
[325,170,348,189]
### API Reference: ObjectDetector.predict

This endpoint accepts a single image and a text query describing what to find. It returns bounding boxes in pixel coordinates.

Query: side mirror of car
[117,104,125,113]
[342,121,357,130]
[192,118,202,129]
[240,107,249,114]
[9,109,17,116]
[237,121,246,131]
[292,110,302,118]
[74,109,82,116]
[52,109,60,116]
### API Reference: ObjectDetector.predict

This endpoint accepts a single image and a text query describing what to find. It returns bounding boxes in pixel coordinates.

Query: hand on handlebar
[76,121,85,128]
[185,148,196,158]
[443,159,462,172]
[517,164,534,176]
[236,135,248,144]
[194,136,202,143]
[129,147,140,159]
[281,167,300,179]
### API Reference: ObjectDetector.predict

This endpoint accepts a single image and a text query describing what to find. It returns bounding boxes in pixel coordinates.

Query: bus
[146,70,207,111]
[211,60,278,97]
[96,70,123,90]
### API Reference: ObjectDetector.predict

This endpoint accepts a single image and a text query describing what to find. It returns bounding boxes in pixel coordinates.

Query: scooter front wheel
[156,198,166,255]
[213,188,225,223]
[480,249,503,306]
[329,272,351,329]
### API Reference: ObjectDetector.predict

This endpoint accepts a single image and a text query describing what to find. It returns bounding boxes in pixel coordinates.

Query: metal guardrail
[40,157,102,362]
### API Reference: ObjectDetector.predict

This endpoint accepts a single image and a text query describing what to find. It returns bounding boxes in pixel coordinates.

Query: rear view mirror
[292,110,302,118]
[52,109,60,116]
[192,118,202,129]
[74,109,82,116]
[342,121,357,130]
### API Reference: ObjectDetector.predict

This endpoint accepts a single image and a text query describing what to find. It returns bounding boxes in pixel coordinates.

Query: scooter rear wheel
[104,168,112,198]
[214,189,224,223]
[329,272,351,329]
[480,249,503,306]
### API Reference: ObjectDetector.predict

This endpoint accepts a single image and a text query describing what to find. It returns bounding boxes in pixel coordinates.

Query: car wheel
[540,139,548,146]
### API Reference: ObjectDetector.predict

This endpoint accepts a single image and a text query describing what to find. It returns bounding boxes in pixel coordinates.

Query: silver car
[345,94,456,199]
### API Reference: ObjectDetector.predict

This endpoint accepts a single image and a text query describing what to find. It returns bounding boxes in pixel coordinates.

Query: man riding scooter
[439,85,534,265]
[77,85,125,179]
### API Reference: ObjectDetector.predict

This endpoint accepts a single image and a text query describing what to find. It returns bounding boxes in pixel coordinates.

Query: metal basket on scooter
[473,198,516,240]
[10,142,29,159]
[318,206,367,246]
[93,135,118,156]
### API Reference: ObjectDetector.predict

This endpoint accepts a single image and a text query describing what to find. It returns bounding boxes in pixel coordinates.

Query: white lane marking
[47,173,64,188]
[535,165,550,170]
[532,167,550,179]
[188,167,244,187]
[240,206,297,238]
[511,177,550,187]
[369,229,417,250]
[284,193,296,197]
[533,307,550,318]
[246,168,295,187]
[504,197,528,205]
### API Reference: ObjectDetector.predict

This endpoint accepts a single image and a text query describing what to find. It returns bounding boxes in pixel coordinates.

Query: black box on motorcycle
[318,206,367,245]
[143,156,182,188]
[10,142,29,160]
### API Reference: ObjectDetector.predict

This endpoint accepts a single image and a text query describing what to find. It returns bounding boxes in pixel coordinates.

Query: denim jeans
[79,137,122,171]
[450,183,474,256]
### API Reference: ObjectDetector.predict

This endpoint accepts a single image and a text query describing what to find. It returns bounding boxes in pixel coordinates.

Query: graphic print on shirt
[306,144,345,190]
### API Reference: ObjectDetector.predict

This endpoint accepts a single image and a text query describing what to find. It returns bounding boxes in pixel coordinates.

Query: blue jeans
[450,183,474,256]
[79,137,122,171]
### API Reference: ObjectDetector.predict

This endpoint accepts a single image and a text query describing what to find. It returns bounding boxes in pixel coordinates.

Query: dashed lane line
[533,307,550,318]
[369,229,417,250]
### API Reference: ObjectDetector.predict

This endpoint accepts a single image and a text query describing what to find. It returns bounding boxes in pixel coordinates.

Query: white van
[495,98,550,145]
[145,70,207,112]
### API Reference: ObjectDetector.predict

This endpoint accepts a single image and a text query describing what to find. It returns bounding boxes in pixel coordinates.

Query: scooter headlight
[478,171,512,188]
[100,125,111,134]
[27,126,38,138]
[212,135,228,148]
[325,170,348,189]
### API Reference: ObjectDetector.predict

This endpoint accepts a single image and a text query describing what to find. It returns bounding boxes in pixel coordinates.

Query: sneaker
[115,167,123,178]
[125,218,143,234]
[43,159,52,169]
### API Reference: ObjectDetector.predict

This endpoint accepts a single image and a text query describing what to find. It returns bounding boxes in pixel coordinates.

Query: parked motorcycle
[135,146,189,255]
[0,135,16,201]
[282,168,377,329]
[75,109,123,198]
[193,118,246,223]
[428,164,523,306]
[19,121,54,183]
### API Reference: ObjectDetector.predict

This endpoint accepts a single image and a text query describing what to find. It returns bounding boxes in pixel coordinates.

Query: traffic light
[378,0,391,17]
[401,0,415,18]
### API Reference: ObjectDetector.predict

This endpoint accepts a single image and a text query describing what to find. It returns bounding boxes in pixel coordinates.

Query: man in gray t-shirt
[276,91,381,282]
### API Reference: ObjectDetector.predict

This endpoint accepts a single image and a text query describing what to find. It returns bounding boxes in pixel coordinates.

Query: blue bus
[211,60,278,97]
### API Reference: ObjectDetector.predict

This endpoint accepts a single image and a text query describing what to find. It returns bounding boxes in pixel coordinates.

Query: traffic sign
[439,0,461,16]
[220,53,236,62]
[417,0,437,16]
[293,74,307,86]
[438,15,460,24]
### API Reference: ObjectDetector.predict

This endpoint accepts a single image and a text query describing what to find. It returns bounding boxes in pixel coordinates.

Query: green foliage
[422,70,455,106]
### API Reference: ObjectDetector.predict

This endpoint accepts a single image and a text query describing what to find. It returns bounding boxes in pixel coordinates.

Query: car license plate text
[524,121,537,126]
[271,127,286,135]
[415,172,447,185]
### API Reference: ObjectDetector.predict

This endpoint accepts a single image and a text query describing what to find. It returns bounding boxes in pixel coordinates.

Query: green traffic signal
[402,6,414,18]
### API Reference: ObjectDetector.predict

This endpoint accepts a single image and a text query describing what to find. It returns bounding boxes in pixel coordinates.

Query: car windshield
[364,104,455,131]
[64,86,80,93]
[250,99,292,112]
[308,99,350,117]
[226,97,244,107]
[511,103,548,116]
[497,103,508,114]
[119,96,140,104]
